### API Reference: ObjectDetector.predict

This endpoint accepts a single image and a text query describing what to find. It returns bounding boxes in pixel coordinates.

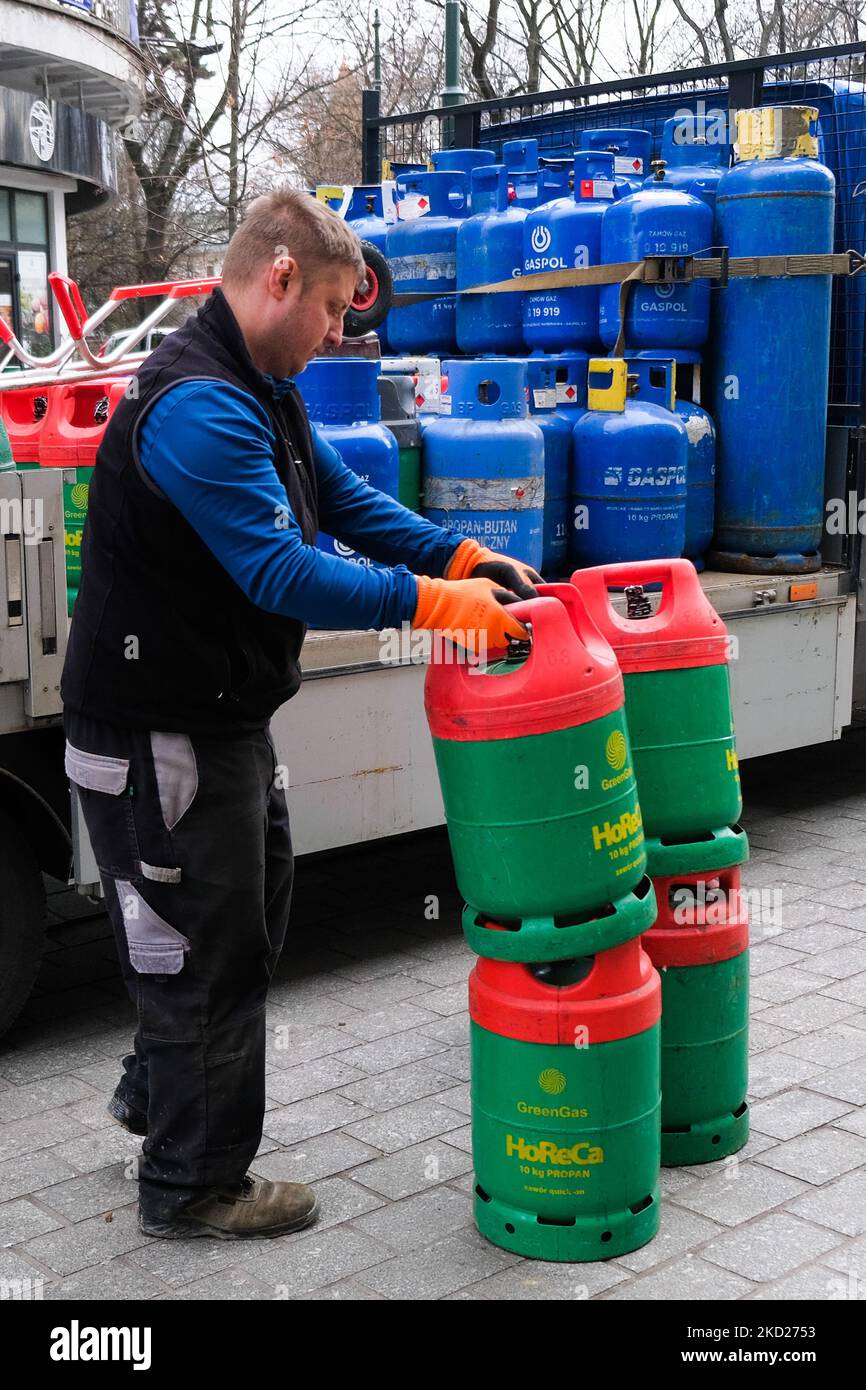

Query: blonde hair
[222,186,366,288]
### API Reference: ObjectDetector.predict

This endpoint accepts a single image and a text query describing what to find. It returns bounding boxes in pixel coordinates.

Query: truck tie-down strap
[391,249,864,303]
[390,249,866,361]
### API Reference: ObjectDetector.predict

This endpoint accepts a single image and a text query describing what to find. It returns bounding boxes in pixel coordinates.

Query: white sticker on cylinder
[614,156,644,174]
[532,388,557,409]
[396,193,431,221]
[381,180,398,225]
[684,414,713,444]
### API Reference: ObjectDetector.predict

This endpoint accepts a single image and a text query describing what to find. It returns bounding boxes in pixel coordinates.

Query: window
[14,193,48,245]
[0,189,52,357]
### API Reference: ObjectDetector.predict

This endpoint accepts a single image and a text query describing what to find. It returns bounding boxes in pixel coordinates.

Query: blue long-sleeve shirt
[137,377,463,630]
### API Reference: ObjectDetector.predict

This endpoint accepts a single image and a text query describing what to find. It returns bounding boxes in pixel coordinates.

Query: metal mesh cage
[370,43,866,424]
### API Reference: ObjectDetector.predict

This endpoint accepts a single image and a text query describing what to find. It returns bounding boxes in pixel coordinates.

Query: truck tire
[343,240,392,336]
[0,808,46,1038]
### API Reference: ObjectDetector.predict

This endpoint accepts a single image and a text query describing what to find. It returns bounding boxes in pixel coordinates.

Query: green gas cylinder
[0,384,48,466]
[0,415,13,471]
[568,560,746,876]
[425,589,656,958]
[63,468,93,613]
[40,378,129,613]
[469,938,661,1261]
[645,864,750,1165]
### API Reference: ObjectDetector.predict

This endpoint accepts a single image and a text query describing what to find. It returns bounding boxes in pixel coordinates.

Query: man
[60,188,541,1241]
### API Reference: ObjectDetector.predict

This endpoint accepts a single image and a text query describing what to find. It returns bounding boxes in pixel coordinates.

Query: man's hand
[413,575,528,654]
[445,537,542,600]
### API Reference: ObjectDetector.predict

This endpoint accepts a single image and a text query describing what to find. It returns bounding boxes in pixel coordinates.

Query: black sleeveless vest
[60,289,319,734]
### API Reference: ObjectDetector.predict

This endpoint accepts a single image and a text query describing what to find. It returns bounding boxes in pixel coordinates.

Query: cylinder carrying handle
[569,559,724,641]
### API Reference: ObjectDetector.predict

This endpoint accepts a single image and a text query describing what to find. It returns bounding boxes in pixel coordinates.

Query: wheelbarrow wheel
[343,240,392,336]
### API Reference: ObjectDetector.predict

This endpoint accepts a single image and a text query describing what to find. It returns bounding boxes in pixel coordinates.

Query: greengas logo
[538,1068,567,1095]
[70,483,89,509]
[530,225,552,254]
[592,806,642,851]
[605,730,627,770]
[506,1134,604,1164]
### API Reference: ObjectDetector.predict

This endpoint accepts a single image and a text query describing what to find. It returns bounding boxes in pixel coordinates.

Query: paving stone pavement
[2,730,866,1301]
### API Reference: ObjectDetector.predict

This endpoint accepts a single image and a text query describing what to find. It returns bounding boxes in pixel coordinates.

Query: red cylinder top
[469,937,661,1044]
[644,866,750,966]
[40,378,129,468]
[0,385,50,462]
[425,588,624,741]
[567,560,729,673]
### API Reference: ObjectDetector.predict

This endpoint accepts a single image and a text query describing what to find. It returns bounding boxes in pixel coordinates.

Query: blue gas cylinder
[503,139,539,210]
[511,161,572,211]
[646,113,730,209]
[297,357,400,569]
[524,357,575,576]
[642,160,720,214]
[571,357,688,567]
[431,148,496,176]
[579,128,652,192]
[347,186,392,352]
[523,152,616,351]
[343,185,386,232]
[503,138,538,176]
[386,171,469,355]
[708,106,834,572]
[599,177,713,351]
[626,349,715,567]
[421,359,544,570]
[457,165,526,355]
[531,350,589,414]
[386,161,428,178]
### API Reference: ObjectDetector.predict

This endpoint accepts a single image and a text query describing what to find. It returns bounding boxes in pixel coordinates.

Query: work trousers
[63,709,293,1220]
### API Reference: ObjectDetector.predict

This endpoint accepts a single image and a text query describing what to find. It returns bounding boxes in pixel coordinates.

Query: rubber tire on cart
[343,240,392,336]
[0,807,46,1037]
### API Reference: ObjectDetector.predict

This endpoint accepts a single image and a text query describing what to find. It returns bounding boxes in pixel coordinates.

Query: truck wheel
[0,808,46,1037]
[343,241,392,336]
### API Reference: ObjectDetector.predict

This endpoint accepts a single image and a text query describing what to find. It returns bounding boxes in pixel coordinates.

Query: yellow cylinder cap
[735,105,819,162]
[588,358,628,413]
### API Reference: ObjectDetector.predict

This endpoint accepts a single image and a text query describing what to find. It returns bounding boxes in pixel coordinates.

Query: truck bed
[276,563,857,854]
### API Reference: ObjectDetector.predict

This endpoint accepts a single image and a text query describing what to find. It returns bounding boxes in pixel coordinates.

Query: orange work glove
[413,575,528,654]
[445,537,542,599]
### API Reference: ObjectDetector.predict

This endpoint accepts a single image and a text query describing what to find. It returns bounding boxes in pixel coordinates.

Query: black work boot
[106,1051,148,1136]
[138,1175,319,1240]
[106,1091,148,1137]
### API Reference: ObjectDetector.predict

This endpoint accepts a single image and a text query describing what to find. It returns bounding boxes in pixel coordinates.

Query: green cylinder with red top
[425,589,656,959]
[568,559,746,876]
[0,413,13,471]
[645,864,749,1165]
[0,384,49,466]
[40,378,129,613]
[470,936,661,1260]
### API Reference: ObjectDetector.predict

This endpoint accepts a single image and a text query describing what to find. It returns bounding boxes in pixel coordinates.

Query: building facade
[0,0,144,354]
